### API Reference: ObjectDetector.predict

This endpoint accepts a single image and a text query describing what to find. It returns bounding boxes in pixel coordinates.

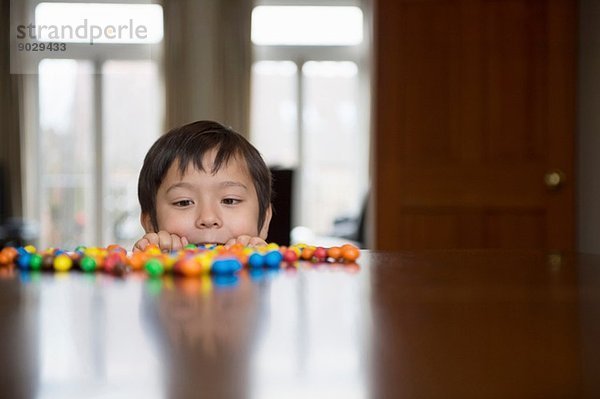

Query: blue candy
[211,258,243,275]
[264,250,283,268]
[16,253,31,270]
[248,253,265,268]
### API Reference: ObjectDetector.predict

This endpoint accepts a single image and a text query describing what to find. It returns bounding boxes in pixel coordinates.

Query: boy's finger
[144,233,160,246]
[182,236,189,246]
[133,238,149,252]
[236,235,251,246]
[248,237,267,247]
[224,238,237,248]
[157,230,173,251]
[171,234,184,251]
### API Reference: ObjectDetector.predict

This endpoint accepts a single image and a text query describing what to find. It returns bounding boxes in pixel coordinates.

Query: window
[21,1,164,249]
[250,3,370,238]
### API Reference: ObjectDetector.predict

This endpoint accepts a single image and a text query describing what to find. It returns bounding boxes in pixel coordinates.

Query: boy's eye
[173,199,193,207]
[222,198,241,205]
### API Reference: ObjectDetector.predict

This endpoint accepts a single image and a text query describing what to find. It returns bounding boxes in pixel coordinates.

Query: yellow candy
[54,254,72,272]
[24,245,36,254]
[85,247,100,257]
[162,254,176,271]
[195,253,213,274]
[266,243,279,251]
[145,245,161,256]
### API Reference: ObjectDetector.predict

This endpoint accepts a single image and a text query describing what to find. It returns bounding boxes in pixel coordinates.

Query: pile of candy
[0,243,360,277]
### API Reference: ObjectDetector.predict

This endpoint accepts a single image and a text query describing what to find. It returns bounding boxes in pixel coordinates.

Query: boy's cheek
[156,215,185,235]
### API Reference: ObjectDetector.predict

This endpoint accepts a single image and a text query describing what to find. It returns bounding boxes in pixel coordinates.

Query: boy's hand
[133,231,189,252]
[224,235,267,248]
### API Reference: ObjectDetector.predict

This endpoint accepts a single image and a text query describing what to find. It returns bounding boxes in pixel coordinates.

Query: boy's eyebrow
[220,181,248,190]
[165,182,194,194]
[165,181,248,193]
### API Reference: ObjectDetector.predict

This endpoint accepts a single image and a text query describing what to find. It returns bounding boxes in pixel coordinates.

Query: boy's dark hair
[138,120,272,233]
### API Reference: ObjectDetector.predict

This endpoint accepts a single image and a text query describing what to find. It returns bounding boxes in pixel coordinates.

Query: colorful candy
[53,254,73,272]
[0,242,361,277]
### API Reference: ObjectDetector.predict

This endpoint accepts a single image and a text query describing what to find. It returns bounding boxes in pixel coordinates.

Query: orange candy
[129,252,148,271]
[327,247,342,261]
[179,257,202,277]
[107,244,126,254]
[341,244,360,262]
[300,247,315,260]
[1,247,18,264]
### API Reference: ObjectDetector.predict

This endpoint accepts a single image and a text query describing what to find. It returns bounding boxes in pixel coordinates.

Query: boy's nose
[195,208,222,229]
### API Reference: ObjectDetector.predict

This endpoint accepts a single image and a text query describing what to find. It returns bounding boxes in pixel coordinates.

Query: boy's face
[143,150,270,245]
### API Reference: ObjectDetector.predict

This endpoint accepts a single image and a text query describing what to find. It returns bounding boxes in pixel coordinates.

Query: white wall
[578,0,600,253]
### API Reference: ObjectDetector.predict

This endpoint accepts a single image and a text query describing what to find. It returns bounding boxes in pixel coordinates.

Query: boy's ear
[259,205,272,240]
[140,213,154,233]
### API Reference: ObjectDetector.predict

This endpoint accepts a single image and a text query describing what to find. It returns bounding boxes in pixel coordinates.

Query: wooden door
[374,0,576,250]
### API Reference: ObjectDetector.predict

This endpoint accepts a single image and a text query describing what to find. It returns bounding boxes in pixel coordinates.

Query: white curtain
[162,0,252,137]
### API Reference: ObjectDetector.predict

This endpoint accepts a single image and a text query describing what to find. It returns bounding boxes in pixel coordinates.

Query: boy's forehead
[170,151,251,179]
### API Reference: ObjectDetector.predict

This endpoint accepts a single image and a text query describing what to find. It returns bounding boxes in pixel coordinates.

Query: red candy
[313,247,328,262]
[283,249,298,263]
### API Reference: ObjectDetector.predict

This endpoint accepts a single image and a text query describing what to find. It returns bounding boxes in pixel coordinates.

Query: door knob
[544,169,565,190]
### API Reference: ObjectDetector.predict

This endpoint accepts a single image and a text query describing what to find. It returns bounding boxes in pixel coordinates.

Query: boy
[134,121,272,252]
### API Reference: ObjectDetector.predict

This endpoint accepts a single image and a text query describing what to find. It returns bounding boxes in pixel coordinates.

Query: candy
[264,250,284,268]
[112,262,130,277]
[212,258,242,275]
[53,254,72,272]
[16,253,31,270]
[313,247,328,262]
[1,247,18,264]
[42,254,54,270]
[24,245,36,254]
[80,256,97,272]
[327,247,342,261]
[29,254,43,271]
[341,244,360,262]
[248,253,265,268]
[0,242,360,278]
[145,258,165,277]
[300,247,315,260]
[179,257,202,277]
[283,249,298,263]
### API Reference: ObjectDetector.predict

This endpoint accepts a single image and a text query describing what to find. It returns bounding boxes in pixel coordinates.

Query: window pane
[250,61,298,167]
[302,61,363,235]
[252,6,363,46]
[103,60,163,249]
[38,59,94,249]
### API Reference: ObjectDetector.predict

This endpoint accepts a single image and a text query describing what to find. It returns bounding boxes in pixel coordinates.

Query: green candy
[184,244,197,250]
[80,256,97,272]
[29,254,43,271]
[145,258,165,277]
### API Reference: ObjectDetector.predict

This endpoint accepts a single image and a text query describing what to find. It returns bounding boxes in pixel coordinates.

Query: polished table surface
[1,250,600,398]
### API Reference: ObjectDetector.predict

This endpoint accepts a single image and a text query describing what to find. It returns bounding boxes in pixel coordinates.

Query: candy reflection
[142,269,264,398]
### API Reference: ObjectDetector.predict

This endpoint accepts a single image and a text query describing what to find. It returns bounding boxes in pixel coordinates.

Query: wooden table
[1,250,599,398]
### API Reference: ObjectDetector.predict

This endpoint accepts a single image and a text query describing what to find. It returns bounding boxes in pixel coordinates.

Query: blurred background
[0,0,597,253]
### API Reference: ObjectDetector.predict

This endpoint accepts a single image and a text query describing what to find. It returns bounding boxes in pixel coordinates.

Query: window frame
[251,0,371,231]
[20,0,164,247]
